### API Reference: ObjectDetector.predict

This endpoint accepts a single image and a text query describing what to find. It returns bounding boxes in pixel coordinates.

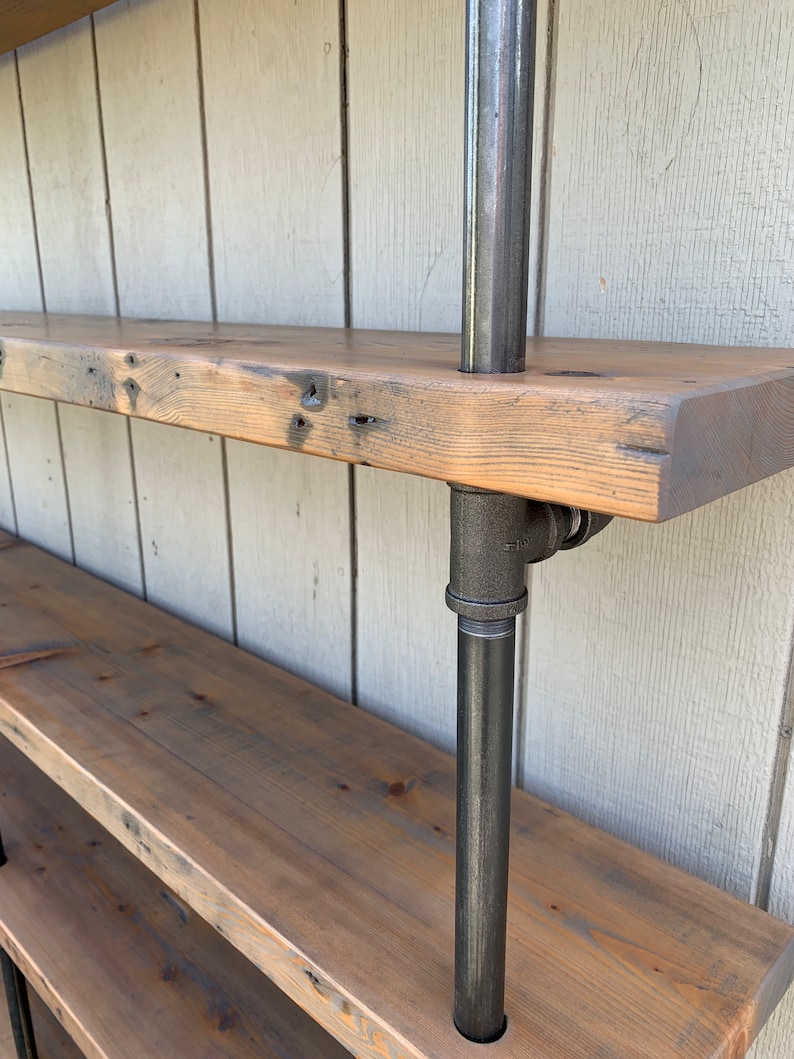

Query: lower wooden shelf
[0,735,347,1059]
[0,529,792,1058]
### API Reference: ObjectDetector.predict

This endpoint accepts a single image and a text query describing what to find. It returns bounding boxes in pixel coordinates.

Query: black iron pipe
[462,0,538,374]
[455,617,515,1042]
[1,949,38,1059]
[454,0,539,1038]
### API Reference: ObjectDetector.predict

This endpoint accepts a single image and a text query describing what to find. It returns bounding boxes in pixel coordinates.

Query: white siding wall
[1,1,793,1054]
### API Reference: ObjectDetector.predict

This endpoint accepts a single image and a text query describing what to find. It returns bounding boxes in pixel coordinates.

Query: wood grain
[0,735,349,1059]
[0,1,115,55]
[0,537,792,1059]
[2,313,794,521]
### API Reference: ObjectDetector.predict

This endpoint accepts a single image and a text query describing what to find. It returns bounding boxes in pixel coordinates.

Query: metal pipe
[455,617,515,1042]
[1,949,38,1059]
[453,0,538,1040]
[462,0,538,374]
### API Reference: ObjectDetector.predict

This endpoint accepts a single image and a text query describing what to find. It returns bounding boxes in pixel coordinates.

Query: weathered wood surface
[0,1,115,55]
[0,735,348,1059]
[0,537,792,1059]
[1,313,794,521]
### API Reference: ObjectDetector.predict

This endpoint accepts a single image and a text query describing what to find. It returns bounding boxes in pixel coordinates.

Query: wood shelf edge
[2,312,794,521]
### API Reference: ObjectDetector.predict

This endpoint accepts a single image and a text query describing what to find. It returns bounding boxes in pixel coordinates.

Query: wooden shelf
[1,312,793,520]
[0,2,116,55]
[0,530,791,1058]
[0,732,348,1059]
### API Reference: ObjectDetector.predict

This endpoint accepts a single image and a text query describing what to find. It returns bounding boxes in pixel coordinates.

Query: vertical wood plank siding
[0,2,792,1055]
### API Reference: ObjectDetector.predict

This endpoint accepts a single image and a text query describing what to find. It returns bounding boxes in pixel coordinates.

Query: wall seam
[193,0,218,322]
[348,464,359,706]
[339,0,357,705]
[220,438,239,646]
[338,0,352,330]
[90,15,121,317]
[514,577,533,788]
[0,401,19,535]
[52,403,76,564]
[14,51,46,313]
[17,48,76,564]
[516,0,558,786]
[126,419,148,601]
[92,12,147,601]
[532,0,559,339]
[193,0,236,645]
[755,624,794,909]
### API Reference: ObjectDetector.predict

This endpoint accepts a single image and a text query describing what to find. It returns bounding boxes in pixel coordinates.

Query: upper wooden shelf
[1,312,793,521]
[1,530,793,1058]
[0,1,116,54]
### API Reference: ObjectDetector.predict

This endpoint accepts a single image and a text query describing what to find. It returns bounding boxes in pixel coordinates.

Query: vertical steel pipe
[462,0,537,375]
[454,0,538,1041]
[455,617,516,1041]
[1,950,38,1059]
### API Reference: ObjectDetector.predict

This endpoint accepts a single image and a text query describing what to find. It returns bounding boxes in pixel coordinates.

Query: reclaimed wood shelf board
[1,313,794,520]
[0,532,792,1058]
[0,734,348,1059]
[0,1,116,54]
